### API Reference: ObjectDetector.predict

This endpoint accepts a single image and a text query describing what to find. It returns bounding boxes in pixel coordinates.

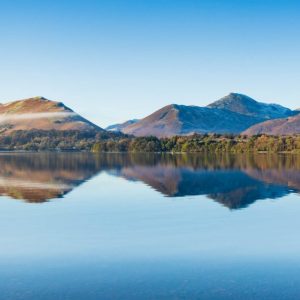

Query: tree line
[1,130,300,153]
[91,134,300,153]
[0,130,124,151]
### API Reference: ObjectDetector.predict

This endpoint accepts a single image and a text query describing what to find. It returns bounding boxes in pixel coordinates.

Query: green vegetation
[0,130,125,151]
[92,134,300,153]
[1,130,300,153]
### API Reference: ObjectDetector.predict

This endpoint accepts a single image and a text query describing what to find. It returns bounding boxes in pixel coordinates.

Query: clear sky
[0,0,299,127]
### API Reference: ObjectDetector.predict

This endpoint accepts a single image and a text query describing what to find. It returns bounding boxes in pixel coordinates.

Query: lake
[0,152,300,299]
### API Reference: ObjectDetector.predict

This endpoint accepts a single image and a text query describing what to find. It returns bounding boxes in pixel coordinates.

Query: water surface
[1,152,300,299]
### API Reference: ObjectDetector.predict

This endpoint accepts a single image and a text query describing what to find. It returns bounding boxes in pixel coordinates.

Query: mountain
[243,114,300,135]
[118,93,294,137]
[106,119,139,132]
[207,93,292,119]
[0,96,102,134]
[122,104,262,137]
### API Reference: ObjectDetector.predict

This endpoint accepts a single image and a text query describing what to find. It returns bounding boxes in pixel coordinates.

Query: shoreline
[0,150,300,154]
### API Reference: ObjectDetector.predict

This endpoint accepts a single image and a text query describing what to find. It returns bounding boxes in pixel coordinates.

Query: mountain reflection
[0,153,102,202]
[0,152,299,209]
[111,154,299,209]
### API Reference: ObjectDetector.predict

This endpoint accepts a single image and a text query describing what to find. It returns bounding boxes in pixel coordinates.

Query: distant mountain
[106,119,139,132]
[0,96,102,134]
[243,114,300,135]
[118,93,294,137]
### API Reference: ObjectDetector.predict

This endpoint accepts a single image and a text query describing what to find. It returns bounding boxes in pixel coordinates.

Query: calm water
[1,152,300,299]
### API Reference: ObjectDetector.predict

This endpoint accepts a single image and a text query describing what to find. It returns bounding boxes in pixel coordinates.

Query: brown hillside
[0,96,101,134]
[243,114,300,135]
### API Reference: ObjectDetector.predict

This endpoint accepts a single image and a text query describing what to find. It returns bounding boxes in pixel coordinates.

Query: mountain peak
[163,104,180,110]
[32,96,48,100]
[207,93,291,119]
[15,96,50,103]
[228,92,252,98]
[208,93,257,109]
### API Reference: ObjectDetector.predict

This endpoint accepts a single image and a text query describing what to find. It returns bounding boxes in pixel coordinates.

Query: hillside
[0,96,102,134]
[119,93,294,137]
[244,114,300,135]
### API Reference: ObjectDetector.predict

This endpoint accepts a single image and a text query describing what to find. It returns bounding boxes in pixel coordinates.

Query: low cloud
[0,112,76,123]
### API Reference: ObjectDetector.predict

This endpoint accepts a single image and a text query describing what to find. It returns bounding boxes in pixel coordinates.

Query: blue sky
[0,0,299,127]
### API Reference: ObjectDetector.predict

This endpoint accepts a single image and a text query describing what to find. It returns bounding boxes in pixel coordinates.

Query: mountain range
[107,93,299,137]
[0,93,299,137]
